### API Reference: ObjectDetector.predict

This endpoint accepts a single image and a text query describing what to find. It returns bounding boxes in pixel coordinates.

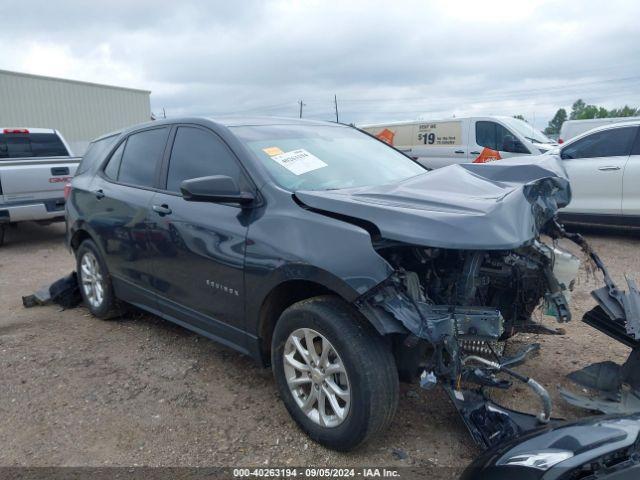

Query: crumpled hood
[295,155,571,250]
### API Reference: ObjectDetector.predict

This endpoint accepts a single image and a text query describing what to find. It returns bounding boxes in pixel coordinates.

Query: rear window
[75,134,119,175]
[0,133,69,159]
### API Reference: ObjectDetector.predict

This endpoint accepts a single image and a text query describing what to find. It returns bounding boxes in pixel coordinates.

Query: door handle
[598,166,621,171]
[94,189,105,199]
[399,148,412,153]
[454,150,465,154]
[152,204,172,215]
[470,151,481,155]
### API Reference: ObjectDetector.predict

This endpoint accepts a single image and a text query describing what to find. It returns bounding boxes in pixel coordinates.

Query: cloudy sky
[2,0,639,130]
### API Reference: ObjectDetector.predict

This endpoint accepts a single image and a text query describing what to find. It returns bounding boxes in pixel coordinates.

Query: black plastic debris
[22,272,82,309]
[444,387,560,451]
[560,348,640,415]
[553,223,640,415]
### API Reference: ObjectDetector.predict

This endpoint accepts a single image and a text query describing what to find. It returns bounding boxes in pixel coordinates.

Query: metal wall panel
[0,70,151,154]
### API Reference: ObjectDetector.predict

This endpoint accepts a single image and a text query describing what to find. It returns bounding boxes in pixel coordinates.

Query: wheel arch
[68,222,105,258]
[257,279,337,365]
[69,227,94,252]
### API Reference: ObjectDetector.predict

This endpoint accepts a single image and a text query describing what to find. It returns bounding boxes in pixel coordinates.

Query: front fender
[243,198,395,334]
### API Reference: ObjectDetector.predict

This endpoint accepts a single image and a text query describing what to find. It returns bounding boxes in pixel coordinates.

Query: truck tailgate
[0,157,80,202]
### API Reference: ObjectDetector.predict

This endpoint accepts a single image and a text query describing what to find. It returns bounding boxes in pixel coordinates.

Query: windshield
[501,118,554,145]
[232,124,425,191]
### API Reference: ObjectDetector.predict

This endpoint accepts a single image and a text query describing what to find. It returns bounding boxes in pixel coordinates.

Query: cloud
[1,0,639,130]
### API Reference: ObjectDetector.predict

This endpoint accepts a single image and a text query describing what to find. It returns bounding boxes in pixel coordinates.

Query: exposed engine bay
[357,219,640,450]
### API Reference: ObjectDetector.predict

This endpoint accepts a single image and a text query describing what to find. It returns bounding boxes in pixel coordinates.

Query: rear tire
[75,239,124,319]
[271,295,399,451]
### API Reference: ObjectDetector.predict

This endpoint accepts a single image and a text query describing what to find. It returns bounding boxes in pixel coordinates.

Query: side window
[104,142,125,180]
[632,129,640,155]
[76,135,118,175]
[118,127,170,187]
[495,124,529,154]
[476,121,528,153]
[561,127,637,160]
[476,121,497,150]
[166,127,244,193]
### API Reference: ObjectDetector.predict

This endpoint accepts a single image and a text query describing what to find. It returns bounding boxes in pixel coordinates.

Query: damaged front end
[297,155,640,450]
[357,234,578,449]
[359,220,640,449]
[356,218,640,450]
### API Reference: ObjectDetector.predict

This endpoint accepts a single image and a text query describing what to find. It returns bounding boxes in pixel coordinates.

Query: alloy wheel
[80,251,104,308]
[283,328,351,428]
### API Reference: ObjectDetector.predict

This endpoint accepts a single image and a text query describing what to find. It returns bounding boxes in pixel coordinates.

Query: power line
[337,75,640,105]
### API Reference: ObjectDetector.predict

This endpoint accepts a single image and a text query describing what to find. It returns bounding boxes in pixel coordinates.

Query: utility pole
[298,100,305,118]
[162,108,166,119]
[334,94,339,123]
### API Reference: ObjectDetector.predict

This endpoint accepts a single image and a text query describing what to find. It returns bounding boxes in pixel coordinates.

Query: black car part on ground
[22,271,82,309]
[545,222,640,417]
[460,413,640,480]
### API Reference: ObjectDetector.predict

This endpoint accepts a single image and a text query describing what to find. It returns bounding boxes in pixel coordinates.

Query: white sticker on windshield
[270,149,327,176]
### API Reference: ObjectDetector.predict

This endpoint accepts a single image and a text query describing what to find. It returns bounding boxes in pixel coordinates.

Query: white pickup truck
[0,128,80,245]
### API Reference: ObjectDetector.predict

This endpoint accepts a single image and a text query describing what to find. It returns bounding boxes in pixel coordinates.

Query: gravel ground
[1,222,638,476]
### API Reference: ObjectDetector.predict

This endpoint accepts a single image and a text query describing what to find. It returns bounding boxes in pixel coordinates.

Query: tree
[570,99,604,120]
[569,99,638,120]
[549,100,638,135]
[609,105,639,117]
[570,99,586,120]
[513,114,527,122]
[544,108,567,135]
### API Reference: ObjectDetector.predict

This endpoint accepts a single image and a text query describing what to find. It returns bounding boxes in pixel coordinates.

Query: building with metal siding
[0,69,151,154]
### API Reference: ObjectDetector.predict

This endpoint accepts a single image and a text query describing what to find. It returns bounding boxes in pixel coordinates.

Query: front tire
[272,296,399,451]
[75,239,123,319]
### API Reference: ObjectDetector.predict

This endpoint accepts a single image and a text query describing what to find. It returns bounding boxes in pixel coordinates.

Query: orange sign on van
[473,147,501,163]
[375,128,395,146]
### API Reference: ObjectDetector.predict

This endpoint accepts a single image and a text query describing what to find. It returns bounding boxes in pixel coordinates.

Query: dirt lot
[1,222,638,476]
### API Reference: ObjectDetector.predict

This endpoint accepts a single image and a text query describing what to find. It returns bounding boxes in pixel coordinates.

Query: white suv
[552,120,640,226]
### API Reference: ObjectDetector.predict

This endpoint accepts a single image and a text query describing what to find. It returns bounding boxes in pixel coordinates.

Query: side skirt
[112,276,262,362]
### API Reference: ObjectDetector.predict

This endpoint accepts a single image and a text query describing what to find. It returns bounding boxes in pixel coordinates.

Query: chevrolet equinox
[66,117,640,451]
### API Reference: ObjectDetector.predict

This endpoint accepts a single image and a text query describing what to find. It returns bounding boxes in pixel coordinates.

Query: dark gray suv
[66,117,638,451]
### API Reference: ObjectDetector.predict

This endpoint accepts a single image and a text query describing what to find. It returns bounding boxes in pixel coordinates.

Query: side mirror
[180,175,254,205]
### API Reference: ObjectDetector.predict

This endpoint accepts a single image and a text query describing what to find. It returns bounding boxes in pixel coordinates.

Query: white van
[558,116,640,144]
[360,116,556,170]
